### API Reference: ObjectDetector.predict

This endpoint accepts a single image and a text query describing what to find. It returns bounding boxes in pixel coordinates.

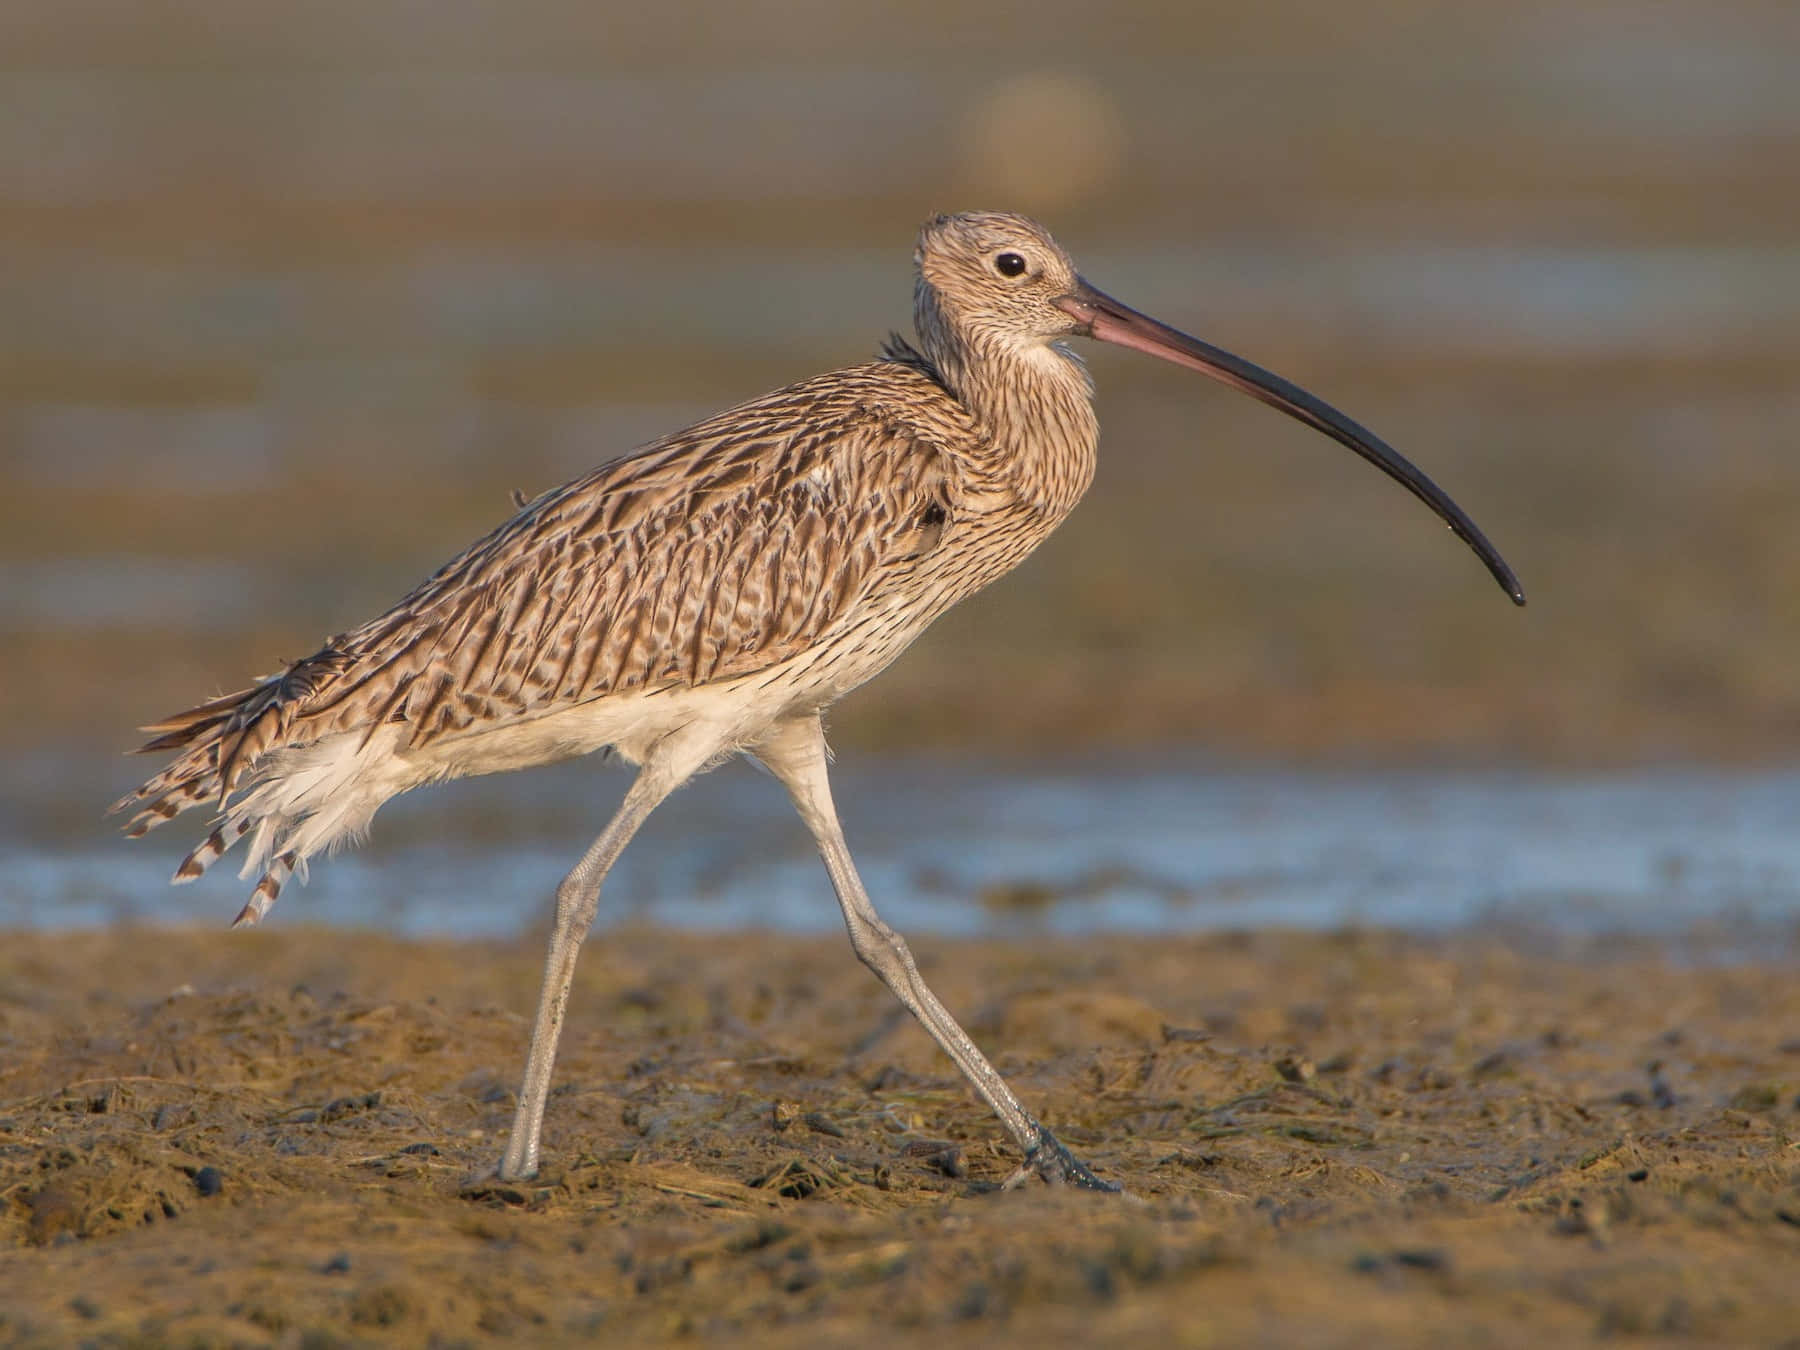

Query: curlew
[116,212,1523,1191]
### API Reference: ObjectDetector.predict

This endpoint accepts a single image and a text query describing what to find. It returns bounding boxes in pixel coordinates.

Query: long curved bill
[1055,280,1525,605]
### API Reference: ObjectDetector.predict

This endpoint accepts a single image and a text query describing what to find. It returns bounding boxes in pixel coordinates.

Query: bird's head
[913,211,1089,367]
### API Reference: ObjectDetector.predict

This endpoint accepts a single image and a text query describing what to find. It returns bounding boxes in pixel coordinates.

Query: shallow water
[9,753,1800,941]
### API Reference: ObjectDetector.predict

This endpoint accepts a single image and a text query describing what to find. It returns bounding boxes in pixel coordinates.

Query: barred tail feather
[208,726,411,926]
[172,816,253,884]
[136,683,263,740]
[111,681,271,832]
[122,773,214,838]
[232,851,297,928]
[117,658,406,926]
[113,747,220,831]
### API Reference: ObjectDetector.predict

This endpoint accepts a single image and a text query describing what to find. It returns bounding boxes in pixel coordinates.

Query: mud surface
[2,926,1797,1346]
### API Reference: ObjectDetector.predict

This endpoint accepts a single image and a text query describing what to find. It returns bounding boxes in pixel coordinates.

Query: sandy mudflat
[1,925,1796,1347]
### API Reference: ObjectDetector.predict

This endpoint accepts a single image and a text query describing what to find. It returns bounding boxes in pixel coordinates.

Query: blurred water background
[3,1,1798,938]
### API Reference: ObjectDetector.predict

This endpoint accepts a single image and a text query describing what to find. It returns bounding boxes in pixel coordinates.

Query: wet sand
[2,925,1796,1346]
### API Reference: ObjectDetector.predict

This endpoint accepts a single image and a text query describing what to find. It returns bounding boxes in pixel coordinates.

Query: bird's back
[114,357,1021,876]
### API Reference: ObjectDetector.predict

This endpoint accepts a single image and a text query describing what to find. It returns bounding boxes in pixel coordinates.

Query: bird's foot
[459,1155,552,1205]
[1002,1126,1120,1193]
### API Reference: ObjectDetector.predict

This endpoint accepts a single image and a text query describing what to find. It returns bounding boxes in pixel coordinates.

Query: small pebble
[1274,1054,1316,1083]
[1393,1247,1450,1271]
[193,1166,224,1198]
[902,1140,965,1178]
[1161,1025,1211,1044]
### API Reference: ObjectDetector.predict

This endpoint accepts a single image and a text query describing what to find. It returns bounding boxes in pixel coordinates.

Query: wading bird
[116,212,1523,1190]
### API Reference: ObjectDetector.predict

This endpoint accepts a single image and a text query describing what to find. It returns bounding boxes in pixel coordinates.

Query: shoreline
[3,926,1795,1344]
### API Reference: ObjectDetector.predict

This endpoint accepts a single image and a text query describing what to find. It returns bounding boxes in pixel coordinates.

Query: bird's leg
[498,765,675,1182]
[754,715,1117,1192]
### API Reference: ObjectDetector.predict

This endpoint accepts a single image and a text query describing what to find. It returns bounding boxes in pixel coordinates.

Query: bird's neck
[917,313,1099,517]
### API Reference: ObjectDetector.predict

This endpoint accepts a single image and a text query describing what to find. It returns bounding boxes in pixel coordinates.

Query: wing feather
[126,367,957,797]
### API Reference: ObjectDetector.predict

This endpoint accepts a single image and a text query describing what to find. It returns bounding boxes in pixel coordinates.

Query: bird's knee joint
[553,879,600,931]
[849,920,912,972]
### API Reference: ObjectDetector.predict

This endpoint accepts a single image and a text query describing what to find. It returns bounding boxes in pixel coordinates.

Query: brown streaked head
[913,212,1087,354]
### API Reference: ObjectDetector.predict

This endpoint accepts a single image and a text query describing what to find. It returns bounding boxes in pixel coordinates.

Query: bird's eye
[994,252,1027,278]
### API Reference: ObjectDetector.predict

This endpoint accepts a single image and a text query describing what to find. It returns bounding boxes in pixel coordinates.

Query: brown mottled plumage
[117,212,1519,1190]
[123,372,969,829]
